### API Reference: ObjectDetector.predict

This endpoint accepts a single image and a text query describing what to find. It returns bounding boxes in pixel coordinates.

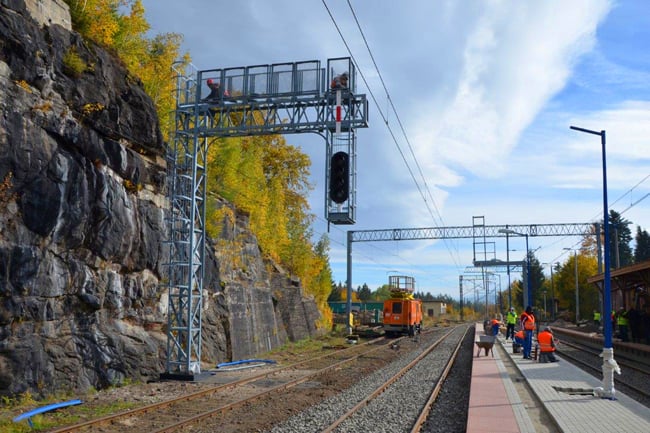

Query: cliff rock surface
[0,0,321,397]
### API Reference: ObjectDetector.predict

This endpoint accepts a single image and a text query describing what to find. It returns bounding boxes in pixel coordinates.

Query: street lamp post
[494,273,501,314]
[543,262,555,320]
[570,125,619,399]
[576,255,579,323]
[486,272,502,316]
[549,262,558,320]
[499,229,531,308]
[505,228,512,309]
[543,290,547,322]
[524,233,530,308]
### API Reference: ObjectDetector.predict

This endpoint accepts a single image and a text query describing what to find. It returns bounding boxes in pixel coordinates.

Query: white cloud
[415,1,612,177]
[142,0,650,298]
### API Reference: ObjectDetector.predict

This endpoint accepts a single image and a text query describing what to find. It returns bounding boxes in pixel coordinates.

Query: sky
[141,0,650,301]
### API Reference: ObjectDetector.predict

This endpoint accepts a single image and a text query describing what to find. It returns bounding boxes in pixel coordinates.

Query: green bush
[62,48,86,78]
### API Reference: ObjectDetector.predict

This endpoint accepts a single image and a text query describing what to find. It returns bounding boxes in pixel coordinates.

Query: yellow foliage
[65,0,333,320]
[122,179,141,193]
[62,47,88,78]
[14,80,32,93]
[32,101,53,112]
[65,0,185,142]
[339,289,359,302]
[66,0,120,46]
[82,102,105,116]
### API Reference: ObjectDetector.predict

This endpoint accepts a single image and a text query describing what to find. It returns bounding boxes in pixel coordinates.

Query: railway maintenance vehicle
[383,275,422,337]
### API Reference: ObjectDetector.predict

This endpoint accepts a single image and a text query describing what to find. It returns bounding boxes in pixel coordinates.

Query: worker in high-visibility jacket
[616,307,629,342]
[519,306,535,360]
[505,307,517,340]
[593,310,601,327]
[537,327,558,363]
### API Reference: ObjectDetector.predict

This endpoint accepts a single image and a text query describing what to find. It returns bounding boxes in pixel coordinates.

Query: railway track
[46,333,412,432]
[271,324,472,433]
[553,328,650,406]
[326,325,469,433]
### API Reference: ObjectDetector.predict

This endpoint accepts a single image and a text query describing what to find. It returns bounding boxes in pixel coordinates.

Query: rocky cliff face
[0,0,321,397]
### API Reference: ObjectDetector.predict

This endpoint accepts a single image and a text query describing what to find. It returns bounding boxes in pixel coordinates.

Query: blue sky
[142,0,650,300]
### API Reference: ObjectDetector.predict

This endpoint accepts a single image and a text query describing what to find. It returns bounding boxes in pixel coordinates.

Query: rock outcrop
[0,0,321,397]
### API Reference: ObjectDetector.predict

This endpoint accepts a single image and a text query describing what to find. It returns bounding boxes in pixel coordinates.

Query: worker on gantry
[331,72,348,90]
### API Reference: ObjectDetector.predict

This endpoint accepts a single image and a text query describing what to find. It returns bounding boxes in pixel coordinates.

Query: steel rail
[48,335,390,433]
[410,325,471,433]
[151,336,401,433]
[557,341,650,399]
[320,327,459,433]
[558,340,650,375]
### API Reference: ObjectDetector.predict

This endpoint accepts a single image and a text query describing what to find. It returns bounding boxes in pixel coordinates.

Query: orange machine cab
[382,275,422,337]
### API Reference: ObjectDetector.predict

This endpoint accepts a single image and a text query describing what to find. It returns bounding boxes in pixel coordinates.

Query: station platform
[467,324,650,433]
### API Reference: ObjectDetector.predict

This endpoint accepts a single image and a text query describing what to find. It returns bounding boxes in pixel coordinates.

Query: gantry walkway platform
[467,324,650,433]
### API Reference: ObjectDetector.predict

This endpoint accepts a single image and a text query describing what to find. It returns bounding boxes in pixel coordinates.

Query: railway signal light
[329,151,349,204]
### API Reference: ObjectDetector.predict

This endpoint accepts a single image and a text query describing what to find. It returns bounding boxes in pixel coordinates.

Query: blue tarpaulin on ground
[216,359,276,368]
[13,399,82,427]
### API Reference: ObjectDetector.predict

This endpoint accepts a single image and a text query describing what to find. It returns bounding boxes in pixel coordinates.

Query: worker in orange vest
[537,327,558,363]
[520,306,535,359]
[512,329,525,354]
[491,317,501,337]
[514,330,525,346]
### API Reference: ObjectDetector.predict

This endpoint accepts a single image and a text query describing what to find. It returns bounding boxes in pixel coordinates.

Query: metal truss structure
[177,96,368,138]
[162,58,368,378]
[349,222,596,242]
[343,220,600,334]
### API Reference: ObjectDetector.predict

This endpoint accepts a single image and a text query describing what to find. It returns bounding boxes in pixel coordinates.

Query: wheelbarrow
[475,335,495,357]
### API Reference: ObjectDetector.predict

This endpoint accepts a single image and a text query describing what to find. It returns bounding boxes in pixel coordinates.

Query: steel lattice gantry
[162,58,368,378]
[349,222,596,242]
[343,221,599,334]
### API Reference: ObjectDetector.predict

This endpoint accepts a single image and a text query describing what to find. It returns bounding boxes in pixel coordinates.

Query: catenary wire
[328,1,649,291]
[322,0,464,272]
[205,149,425,278]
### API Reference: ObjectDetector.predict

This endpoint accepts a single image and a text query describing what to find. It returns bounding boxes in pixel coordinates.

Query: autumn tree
[372,284,393,301]
[510,279,524,311]
[66,0,121,46]
[64,0,186,141]
[66,1,334,326]
[340,288,359,302]
[555,252,598,322]
[608,210,633,268]
[327,282,342,302]
[634,226,650,262]
[311,236,333,308]
[414,291,434,301]
[527,252,546,310]
[357,283,372,301]
[512,251,546,310]
[580,223,600,257]
[539,262,562,319]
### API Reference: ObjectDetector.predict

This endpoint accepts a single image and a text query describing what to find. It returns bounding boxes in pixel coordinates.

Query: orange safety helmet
[207,78,213,85]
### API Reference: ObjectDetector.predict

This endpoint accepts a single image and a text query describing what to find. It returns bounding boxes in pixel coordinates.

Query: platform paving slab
[468,325,536,433]
[498,334,650,433]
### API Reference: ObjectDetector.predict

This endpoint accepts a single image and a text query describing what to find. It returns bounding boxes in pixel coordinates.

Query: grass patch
[262,333,349,362]
[0,389,138,432]
[62,47,87,78]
